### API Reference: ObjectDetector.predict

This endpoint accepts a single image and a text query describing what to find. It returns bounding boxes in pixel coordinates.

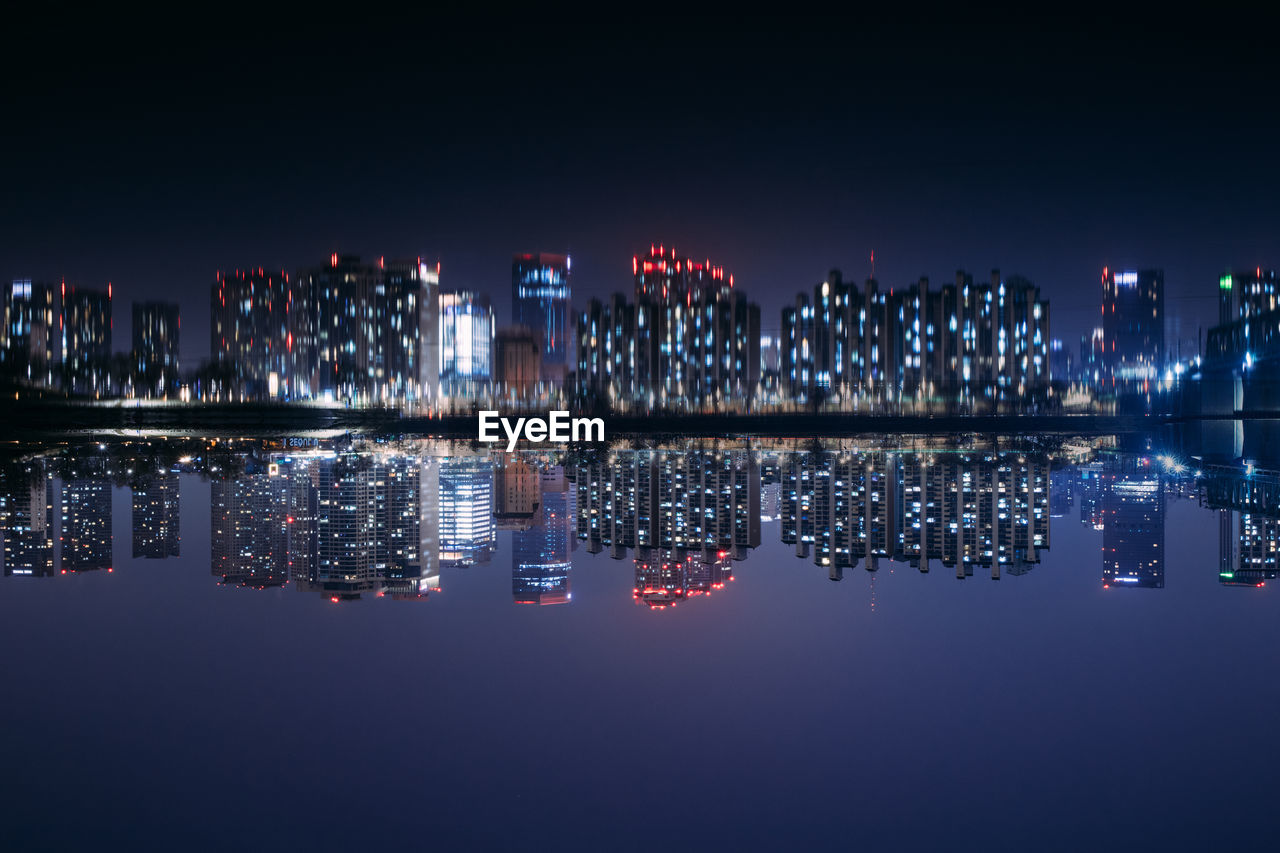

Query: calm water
[2,436,1279,851]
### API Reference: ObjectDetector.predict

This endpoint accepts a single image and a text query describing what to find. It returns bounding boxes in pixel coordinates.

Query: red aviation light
[633,256,638,275]
[331,253,338,268]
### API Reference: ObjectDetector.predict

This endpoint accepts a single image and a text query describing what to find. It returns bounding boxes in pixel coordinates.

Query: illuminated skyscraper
[132,301,180,398]
[60,283,112,395]
[300,255,441,404]
[439,290,494,401]
[1101,268,1164,386]
[512,252,571,384]
[212,256,438,404]
[782,268,1050,408]
[2,279,59,386]
[575,246,760,411]
[210,269,304,400]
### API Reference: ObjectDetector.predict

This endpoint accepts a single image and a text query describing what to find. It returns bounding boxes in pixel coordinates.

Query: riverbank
[0,399,1163,438]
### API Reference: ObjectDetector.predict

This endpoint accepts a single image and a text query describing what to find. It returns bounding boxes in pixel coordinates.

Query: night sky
[5,12,1279,365]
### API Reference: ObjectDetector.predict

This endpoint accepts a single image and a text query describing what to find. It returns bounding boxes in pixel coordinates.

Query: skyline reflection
[2,439,1278,601]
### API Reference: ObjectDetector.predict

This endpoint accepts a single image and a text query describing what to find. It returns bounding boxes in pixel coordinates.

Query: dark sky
[5,11,1280,365]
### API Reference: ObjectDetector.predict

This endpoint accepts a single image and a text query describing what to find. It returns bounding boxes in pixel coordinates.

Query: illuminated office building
[439,290,494,401]
[512,252,571,384]
[132,301,180,398]
[1100,267,1164,386]
[132,473,180,558]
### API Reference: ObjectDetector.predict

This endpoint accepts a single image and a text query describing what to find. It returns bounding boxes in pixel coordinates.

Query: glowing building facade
[512,252,571,384]
[1101,267,1164,386]
[574,245,760,412]
[132,301,180,398]
[782,268,1050,409]
[60,283,113,395]
[439,290,494,401]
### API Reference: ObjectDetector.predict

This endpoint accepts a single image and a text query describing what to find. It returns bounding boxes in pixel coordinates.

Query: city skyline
[8,12,1280,850]
[6,18,1280,371]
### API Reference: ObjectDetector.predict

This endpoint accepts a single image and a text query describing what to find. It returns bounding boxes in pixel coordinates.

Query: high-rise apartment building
[781,268,1050,408]
[574,245,760,411]
[132,301,180,398]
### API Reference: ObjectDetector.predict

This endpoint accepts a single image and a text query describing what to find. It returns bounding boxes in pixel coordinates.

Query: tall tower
[512,253,571,385]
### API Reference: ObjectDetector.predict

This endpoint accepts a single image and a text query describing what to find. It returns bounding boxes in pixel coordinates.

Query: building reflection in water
[1200,463,1280,588]
[1100,457,1165,589]
[211,459,289,588]
[573,449,759,608]
[780,450,1050,580]
[509,463,573,605]
[9,440,1280,598]
[440,456,495,568]
[61,459,113,573]
[132,472,180,558]
[1,458,54,577]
